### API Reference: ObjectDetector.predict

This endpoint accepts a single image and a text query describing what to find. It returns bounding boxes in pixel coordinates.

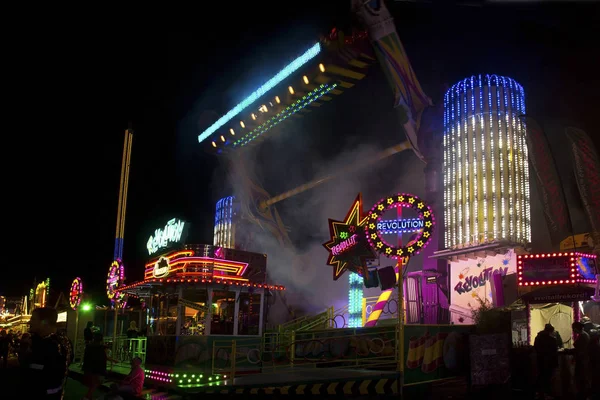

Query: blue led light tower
[348,272,364,328]
[214,196,237,248]
[443,75,530,250]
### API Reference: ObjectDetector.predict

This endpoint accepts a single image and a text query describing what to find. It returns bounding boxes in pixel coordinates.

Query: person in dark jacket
[22,307,68,399]
[83,321,95,345]
[570,322,590,400]
[0,330,9,368]
[534,323,559,399]
[82,332,107,400]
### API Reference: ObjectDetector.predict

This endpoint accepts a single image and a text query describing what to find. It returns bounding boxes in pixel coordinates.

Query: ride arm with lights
[352,0,433,162]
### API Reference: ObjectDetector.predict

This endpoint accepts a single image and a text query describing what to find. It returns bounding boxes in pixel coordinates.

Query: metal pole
[112,305,118,356]
[261,142,412,208]
[73,309,80,362]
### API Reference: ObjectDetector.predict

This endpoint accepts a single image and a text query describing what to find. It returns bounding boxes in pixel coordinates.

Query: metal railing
[212,326,398,378]
[104,336,147,366]
[362,296,401,326]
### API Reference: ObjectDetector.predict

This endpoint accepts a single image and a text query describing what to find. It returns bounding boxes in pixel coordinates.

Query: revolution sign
[147,218,188,256]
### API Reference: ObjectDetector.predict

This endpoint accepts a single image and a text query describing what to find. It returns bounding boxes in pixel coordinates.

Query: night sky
[4,1,599,305]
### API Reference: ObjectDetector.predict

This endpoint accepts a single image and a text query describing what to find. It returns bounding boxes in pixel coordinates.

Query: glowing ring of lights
[69,277,83,310]
[365,193,435,259]
[106,260,125,300]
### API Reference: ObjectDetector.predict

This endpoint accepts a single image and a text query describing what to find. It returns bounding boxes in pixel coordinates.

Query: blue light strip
[198,43,322,144]
[231,83,336,149]
[348,273,364,328]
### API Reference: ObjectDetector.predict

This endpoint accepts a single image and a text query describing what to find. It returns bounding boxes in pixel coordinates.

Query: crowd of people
[0,308,145,399]
[534,320,600,400]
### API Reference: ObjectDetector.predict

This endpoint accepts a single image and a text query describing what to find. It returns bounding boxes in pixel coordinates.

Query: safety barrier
[212,326,398,378]
[201,375,400,395]
[362,295,402,327]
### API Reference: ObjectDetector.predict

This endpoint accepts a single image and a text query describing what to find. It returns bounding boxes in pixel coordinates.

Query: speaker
[364,269,380,288]
[378,266,397,290]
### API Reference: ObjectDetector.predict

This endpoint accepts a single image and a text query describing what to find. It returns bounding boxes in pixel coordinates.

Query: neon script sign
[331,234,359,256]
[147,218,187,255]
[454,267,508,295]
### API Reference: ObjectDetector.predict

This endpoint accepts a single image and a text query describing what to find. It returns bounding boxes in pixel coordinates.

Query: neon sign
[70,277,83,310]
[376,218,423,234]
[152,257,170,278]
[331,234,359,255]
[147,218,187,255]
[323,195,377,280]
[365,193,435,259]
[107,260,125,300]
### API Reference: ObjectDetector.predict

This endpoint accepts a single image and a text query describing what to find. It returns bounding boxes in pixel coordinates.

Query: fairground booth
[514,251,598,347]
[114,218,285,384]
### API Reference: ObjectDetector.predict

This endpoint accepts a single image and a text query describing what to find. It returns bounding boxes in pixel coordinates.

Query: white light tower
[443,75,531,250]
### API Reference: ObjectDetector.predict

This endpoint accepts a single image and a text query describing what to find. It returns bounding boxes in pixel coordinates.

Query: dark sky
[4,1,599,303]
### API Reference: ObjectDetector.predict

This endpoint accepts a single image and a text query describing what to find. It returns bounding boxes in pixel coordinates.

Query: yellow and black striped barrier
[201,376,399,396]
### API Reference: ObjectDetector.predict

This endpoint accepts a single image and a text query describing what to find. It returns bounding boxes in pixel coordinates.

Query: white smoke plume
[218,74,430,325]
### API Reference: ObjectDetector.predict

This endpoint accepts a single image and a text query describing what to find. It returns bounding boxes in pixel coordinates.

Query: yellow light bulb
[288,86,294,94]
[230,128,235,135]
[251,113,256,120]
[220,135,225,142]
[211,141,217,148]
[319,63,325,72]
[303,75,309,84]
[239,121,245,128]
[275,96,280,104]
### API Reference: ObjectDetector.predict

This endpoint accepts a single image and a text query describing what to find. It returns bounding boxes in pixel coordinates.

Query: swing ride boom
[261,141,412,208]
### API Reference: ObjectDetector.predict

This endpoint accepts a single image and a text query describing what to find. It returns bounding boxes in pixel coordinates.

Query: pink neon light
[331,234,359,255]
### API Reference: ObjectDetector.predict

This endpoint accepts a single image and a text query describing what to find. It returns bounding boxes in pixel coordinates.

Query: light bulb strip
[487,76,497,241]
[463,80,470,245]
[471,76,478,246]
[198,43,321,143]
[479,75,487,243]
[229,83,336,149]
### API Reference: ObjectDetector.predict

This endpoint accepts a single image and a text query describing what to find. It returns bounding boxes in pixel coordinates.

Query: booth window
[238,292,261,335]
[181,289,208,336]
[156,294,178,335]
[211,290,236,335]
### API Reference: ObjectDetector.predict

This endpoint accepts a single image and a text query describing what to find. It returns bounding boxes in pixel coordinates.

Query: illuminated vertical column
[494,76,506,239]
[214,196,236,248]
[443,91,449,248]
[443,75,530,249]
[463,81,470,245]
[487,77,497,241]
[479,75,487,243]
[470,77,478,246]
[114,128,133,261]
[348,273,364,328]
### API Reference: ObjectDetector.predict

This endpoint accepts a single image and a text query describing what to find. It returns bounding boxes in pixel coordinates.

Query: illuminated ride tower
[214,196,238,249]
[434,75,531,324]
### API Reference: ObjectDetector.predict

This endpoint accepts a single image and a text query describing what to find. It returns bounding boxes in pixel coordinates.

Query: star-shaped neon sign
[323,194,376,281]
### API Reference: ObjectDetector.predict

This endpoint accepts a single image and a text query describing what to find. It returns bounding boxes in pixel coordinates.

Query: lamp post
[73,303,92,363]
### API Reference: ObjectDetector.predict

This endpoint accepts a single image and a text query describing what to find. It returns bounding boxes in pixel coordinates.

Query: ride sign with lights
[324,193,435,280]
[146,218,188,255]
[365,193,435,259]
[323,195,377,280]
[152,256,170,278]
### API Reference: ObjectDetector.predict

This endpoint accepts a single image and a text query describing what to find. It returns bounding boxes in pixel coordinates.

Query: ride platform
[182,367,400,396]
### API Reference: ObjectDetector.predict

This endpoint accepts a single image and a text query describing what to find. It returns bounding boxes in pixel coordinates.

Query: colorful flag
[566,127,600,254]
[352,0,432,161]
[522,116,573,248]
